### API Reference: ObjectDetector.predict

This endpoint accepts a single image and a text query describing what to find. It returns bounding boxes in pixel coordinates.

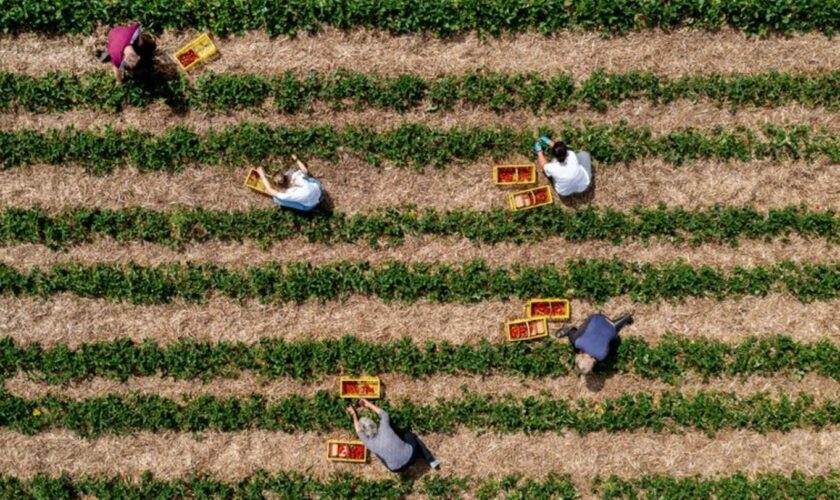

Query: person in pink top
[97,23,156,84]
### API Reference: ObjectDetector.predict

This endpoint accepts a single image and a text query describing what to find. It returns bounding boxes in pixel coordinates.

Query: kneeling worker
[534,136,592,197]
[557,312,632,375]
[254,154,323,212]
[347,398,440,473]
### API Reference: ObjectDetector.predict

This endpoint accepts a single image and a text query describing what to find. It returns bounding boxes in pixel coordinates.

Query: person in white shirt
[254,154,323,212]
[534,136,592,196]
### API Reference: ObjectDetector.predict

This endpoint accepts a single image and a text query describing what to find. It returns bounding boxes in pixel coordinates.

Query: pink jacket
[107,23,141,68]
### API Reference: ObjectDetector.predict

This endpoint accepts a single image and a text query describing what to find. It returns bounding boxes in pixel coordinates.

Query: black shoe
[96,49,111,63]
[555,326,577,339]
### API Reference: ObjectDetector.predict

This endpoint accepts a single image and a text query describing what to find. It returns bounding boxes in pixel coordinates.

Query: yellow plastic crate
[326,440,368,463]
[504,317,548,342]
[493,164,536,186]
[244,169,275,196]
[339,376,381,399]
[525,298,571,320]
[173,33,217,71]
[508,185,553,211]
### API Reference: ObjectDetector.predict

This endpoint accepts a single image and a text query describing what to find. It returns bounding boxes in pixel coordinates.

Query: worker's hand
[358,398,372,409]
[539,136,552,146]
[291,154,299,162]
[532,141,542,153]
[255,166,266,176]
[346,405,357,417]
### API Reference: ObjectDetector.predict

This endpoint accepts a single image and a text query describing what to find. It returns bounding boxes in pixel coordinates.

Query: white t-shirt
[273,170,322,211]
[544,150,590,196]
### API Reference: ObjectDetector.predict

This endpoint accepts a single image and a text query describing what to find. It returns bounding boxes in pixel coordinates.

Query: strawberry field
[1,2,839,498]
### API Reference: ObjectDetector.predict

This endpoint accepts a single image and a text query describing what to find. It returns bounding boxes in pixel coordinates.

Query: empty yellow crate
[493,164,536,186]
[326,440,368,463]
[339,376,381,399]
[173,33,217,71]
[508,185,553,211]
[504,317,548,342]
[525,298,571,320]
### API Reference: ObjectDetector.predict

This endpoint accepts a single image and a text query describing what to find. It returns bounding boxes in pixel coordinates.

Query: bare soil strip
[2,28,838,77]
[2,295,838,347]
[2,101,837,136]
[3,159,838,214]
[4,236,840,271]
[0,429,836,481]
[6,372,836,404]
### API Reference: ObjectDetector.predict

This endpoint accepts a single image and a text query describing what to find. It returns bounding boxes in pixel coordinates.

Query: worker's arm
[359,398,384,415]
[112,66,124,85]
[346,405,362,432]
[255,167,283,197]
[291,154,310,176]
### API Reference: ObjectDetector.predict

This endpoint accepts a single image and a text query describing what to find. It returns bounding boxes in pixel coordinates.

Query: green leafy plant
[1,259,840,304]
[2,204,838,250]
[4,69,839,114]
[1,122,838,173]
[2,389,839,437]
[3,0,838,36]
[2,335,839,385]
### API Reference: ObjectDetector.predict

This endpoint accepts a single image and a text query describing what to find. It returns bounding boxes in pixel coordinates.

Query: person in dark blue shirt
[556,313,632,376]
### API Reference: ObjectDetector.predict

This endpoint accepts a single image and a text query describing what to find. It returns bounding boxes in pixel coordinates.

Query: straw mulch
[3,294,839,347]
[3,157,839,215]
[0,428,837,481]
[2,28,839,77]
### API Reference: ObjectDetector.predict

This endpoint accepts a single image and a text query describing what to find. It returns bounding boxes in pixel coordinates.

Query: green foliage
[2,259,840,304]
[596,471,840,499]
[3,204,838,251]
[2,122,839,173]
[2,389,839,437]
[2,470,836,499]
[3,0,838,36]
[4,69,839,114]
[2,335,838,385]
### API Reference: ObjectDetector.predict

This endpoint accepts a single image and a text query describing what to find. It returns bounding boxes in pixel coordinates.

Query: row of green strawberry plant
[2,389,838,437]
[5,69,839,113]
[4,204,838,250]
[2,122,837,173]
[3,335,839,385]
[1,259,839,304]
[4,0,838,36]
[596,473,840,500]
[4,471,837,500]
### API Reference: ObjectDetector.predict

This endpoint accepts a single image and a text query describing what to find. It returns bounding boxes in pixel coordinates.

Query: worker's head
[575,352,596,376]
[122,45,141,69]
[552,141,568,162]
[358,417,378,439]
[272,173,290,189]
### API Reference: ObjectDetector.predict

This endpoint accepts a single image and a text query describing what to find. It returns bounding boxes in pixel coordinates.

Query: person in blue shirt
[254,154,323,212]
[556,313,633,376]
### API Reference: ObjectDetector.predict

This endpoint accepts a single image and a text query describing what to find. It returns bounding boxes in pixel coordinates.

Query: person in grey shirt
[346,398,440,472]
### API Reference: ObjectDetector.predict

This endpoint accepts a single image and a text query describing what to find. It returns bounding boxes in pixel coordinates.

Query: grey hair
[358,417,378,439]
[575,352,596,376]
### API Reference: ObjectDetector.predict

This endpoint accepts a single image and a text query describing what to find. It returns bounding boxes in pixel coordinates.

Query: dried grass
[0,428,837,481]
[6,372,838,404]
[1,28,839,77]
[2,295,838,347]
[3,235,840,272]
[3,158,839,214]
[1,101,837,136]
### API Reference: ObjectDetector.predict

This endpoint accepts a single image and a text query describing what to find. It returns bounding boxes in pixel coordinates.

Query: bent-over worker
[534,136,592,196]
[97,23,156,84]
[556,313,633,375]
[347,398,440,473]
[254,154,323,212]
